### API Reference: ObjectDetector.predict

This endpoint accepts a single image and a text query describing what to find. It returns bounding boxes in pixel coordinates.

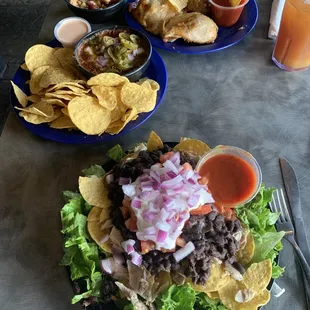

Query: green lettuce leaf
[82,165,106,178]
[156,283,196,310]
[195,293,228,310]
[60,192,103,304]
[235,184,285,278]
[106,144,126,162]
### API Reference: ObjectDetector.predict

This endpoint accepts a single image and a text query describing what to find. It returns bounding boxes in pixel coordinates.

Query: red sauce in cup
[209,0,249,27]
[198,153,258,206]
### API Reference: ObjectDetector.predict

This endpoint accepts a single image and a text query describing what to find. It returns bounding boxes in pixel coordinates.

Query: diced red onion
[143,210,157,222]
[122,184,136,197]
[119,177,131,185]
[163,160,179,175]
[100,258,114,274]
[121,239,135,254]
[157,230,168,242]
[128,53,134,61]
[173,241,195,262]
[99,234,109,244]
[131,197,142,209]
[96,56,108,67]
[155,221,170,232]
[188,194,200,208]
[169,152,180,166]
[130,251,142,266]
[161,175,183,189]
[136,47,145,55]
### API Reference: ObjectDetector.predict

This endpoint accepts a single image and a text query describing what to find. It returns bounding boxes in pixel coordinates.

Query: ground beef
[181,212,242,285]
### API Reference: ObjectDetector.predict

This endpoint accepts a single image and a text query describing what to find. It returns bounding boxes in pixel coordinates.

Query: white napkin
[268,0,285,39]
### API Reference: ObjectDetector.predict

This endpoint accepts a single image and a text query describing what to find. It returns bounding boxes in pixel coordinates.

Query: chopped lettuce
[195,293,227,310]
[235,184,285,278]
[82,164,106,178]
[156,284,196,310]
[60,191,103,304]
[107,144,126,162]
[155,285,227,310]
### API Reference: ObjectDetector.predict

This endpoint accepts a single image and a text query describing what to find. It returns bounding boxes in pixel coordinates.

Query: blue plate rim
[10,39,168,144]
[125,0,259,54]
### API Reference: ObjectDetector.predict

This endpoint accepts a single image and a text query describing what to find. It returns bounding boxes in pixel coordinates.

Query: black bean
[207,211,217,221]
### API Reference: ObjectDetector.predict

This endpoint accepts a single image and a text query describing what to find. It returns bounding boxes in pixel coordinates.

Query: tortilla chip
[237,231,255,265]
[11,81,28,107]
[100,207,110,223]
[189,263,230,293]
[15,101,54,117]
[87,220,112,253]
[92,85,119,111]
[218,279,270,310]
[207,291,220,299]
[88,206,102,222]
[68,96,111,135]
[243,260,272,295]
[87,73,129,87]
[49,115,76,129]
[20,63,29,71]
[30,65,51,94]
[174,139,210,156]
[78,176,111,208]
[25,44,61,72]
[121,83,157,113]
[39,67,76,89]
[147,131,164,151]
[19,109,61,124]
[26,94,41,103]
[105,108,137,135]
[137,78,160,91]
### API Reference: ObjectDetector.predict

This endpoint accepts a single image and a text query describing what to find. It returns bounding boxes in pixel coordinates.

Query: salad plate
[60,132,284,310]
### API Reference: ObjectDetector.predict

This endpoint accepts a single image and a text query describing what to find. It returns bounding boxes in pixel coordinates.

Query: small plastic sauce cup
[54,17,91,48]
[195,146,262,207]
[209,0,249,27]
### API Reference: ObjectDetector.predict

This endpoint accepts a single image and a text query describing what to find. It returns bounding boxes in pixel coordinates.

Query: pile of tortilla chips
[77,132,272,310]
[11,44,159,135]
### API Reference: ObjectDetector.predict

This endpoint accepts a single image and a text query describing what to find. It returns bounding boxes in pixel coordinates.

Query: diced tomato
[120,205,130,219]
[124,218,138,232]
[182,162,193,171]
[141,240,155,254]
[214,204,236,220]
[190,204,212,216]
[176,236,186,247]
[160,151,174,163]
[122,198,131,208]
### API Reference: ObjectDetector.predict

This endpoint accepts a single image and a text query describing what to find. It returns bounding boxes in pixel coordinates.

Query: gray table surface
[0,0,309,309]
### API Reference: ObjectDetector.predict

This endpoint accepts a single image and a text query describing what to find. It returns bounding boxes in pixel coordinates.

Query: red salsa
[210,0,247,27]
[198,153,257,206]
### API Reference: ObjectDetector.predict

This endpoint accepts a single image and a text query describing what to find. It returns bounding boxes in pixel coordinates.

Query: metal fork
[270,189,310,286]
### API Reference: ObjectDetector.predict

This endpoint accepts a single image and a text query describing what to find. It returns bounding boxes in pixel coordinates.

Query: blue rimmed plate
[10,39,167,144]
[125,0,258,54]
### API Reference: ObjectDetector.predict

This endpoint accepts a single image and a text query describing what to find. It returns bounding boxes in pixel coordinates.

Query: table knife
[279,158,310,264]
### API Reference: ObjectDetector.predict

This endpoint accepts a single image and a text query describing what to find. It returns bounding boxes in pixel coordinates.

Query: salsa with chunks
[76,29,149,75]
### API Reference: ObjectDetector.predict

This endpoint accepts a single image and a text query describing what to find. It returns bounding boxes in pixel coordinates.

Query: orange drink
[272,0,310,71]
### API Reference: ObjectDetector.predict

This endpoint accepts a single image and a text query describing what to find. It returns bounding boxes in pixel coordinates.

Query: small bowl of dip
[54,17,91,48]
[209,0,249,27]
[195,146,262,207]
